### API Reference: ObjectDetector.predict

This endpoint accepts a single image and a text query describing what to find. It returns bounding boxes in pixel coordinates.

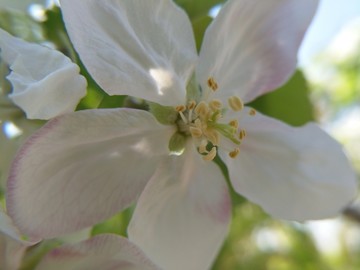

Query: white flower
[0,28,87,120]
[0,206,160,270]
[35,234,160,270]
[0,206,38,270]
[6,0,357,269]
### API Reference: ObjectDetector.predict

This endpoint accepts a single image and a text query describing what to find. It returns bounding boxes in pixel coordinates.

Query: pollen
[204,129,220,146]
[229,148,240,158]
[209,99,223,111]
[239,129,246,140]
[187,100,196,110]
[228,96,244,112]
[249,108,256,116]
[195,101,210,118]
[229,119,239,129]
[189,126,202,138]
[203,146,217,161]
[207,77,218,91]
[175,105,186,112]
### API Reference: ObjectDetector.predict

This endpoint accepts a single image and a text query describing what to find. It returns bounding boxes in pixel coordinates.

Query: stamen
[187,100,196,110]
[178,111,188,124]
[207,77,218,91]
[229,148,240,158]
[199,140,208,154]
[195,101,210,119]
[175,105,186,112]
[209,99,223,111]
[229,119,239,129]
[239,129,246,140]
[249,108,256,116]
[204,129,220,145]
[203,147,217,161]
[189,126,202,138]
[228,96,244,112]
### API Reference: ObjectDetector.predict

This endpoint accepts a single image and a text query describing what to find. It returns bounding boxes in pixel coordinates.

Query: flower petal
[60,0,197,106]
[0,206,38,270]
[7,108,174,239]
[128,146,231,270]
[36,234,160,270]
[220,111,357,220]
[197,0,318,103]
[0,28,87,120]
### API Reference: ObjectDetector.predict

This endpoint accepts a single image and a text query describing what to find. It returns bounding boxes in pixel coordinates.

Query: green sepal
[168,132,186,154]
[149,102,178,125]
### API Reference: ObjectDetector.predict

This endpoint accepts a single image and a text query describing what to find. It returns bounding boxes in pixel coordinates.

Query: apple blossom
[5,0,358,270]
[0,28,87,120]
[0,206,38,270]
[35,234,160,270]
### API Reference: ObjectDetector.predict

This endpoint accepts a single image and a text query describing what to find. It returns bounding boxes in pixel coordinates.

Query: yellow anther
[204,129,220,146]
[229,148,240,158]
[203,147,217,161]
[249,108,256,116]
[195,101,210,118]
[209,99,223,111]
[207,77,218,91]
[229,119,239,129]
[194,118,202,129]
[175,105,186,112]
[199,140,208,154]
[239,129,246,140]
[228,96,244,112]
[189,126,202,138]
[188,100,196,110]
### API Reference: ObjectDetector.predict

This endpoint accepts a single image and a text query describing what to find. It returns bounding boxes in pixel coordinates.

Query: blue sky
[299,0,360,66]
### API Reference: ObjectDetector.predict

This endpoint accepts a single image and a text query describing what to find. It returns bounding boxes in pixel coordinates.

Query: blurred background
[0,0,360,269]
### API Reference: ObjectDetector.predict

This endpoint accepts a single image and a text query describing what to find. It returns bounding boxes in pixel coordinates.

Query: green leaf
[175,0,224,20]
[192,15,212,52]
[249,70,314,126]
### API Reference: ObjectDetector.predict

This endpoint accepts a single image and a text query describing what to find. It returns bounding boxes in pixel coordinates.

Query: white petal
[60,0,197,106]
[36,234,160,270]
[197,0,318,103]
[220,111,357,221]
[0,29,87,120]
[7,109,174,239]
[128,146,231,270]
[0,206,38,270]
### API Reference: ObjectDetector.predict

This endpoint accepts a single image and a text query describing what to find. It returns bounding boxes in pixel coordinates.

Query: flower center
[174,77,256,161]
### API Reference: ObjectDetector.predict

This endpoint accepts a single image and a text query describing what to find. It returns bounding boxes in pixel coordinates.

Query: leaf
[175,0,224,20]
[249,70,314,126]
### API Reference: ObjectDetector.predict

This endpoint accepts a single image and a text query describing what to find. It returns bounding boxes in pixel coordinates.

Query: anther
[209,99,222,111]
[229,148,240,158]
[175,105,186,112]
[199,140,208,154]
[228,96,244,111]
[189,127,202,138]
[195,101,210,118]
[204,129,220,146]
[203,147,217,161]
[249,108,256,116]
[207,77,218,91]
[187,100,196,110]
[239,129,246,140]
[229,119,239,129]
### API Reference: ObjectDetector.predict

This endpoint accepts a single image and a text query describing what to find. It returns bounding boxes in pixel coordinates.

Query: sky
[299,0,360,66]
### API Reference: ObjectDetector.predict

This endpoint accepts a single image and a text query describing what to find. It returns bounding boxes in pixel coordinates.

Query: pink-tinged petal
[0,28,86,120]
[0,206,38,270]
[128,146,231,270]
[60,0,197,106]
[197,0,318,103]
[7,109,175,239]
[36,234,160,270]
[220,111,357,221]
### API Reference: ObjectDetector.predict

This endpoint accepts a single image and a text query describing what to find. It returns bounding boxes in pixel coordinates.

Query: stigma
[173,77,257,161]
